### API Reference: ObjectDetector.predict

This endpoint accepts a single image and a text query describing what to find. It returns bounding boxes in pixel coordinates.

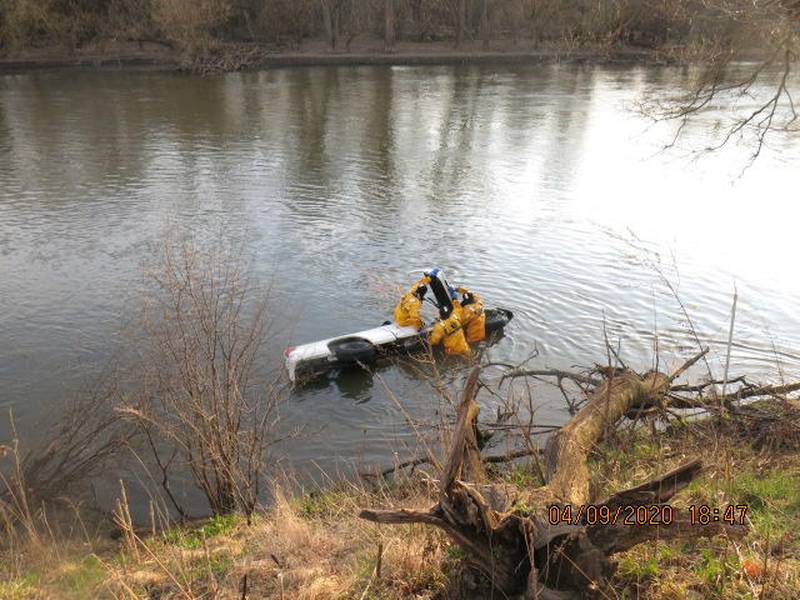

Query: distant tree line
[1,1,796,162]
[0,0,754,55]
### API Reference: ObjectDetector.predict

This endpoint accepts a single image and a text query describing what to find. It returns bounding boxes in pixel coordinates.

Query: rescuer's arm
[428,321,444,345]
[409,275,431,295]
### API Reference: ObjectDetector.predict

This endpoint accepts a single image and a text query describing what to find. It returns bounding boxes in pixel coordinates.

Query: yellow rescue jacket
[394,292,423,329]
[457,291,486,343]
[429,312,469,355]
[393,276,430,330]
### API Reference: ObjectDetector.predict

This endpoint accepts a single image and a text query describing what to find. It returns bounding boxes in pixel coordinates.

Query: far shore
[0,39,668,75]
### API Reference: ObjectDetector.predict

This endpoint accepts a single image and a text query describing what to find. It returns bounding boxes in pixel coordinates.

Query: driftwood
[359,351,758,598]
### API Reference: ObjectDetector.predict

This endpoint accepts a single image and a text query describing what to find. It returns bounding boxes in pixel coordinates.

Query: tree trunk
[540,370,669,506]
[480,0,490,50]
[384,0,395,51]
[333,3,342,51]
[511,0,520,46]
[321,0,336,51]
[455,0,466,48]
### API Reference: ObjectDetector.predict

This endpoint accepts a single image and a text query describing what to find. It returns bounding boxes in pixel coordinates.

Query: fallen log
[360,352,750,598]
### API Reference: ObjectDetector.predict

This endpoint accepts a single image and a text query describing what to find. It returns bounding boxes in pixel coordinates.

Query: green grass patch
[503,461,543,489]
[181,550,236,588]
[445,545,466,562]
[723,469,800,538]
[294,489,354,520]
[51,555,106,600]
[163,513,239,550]
[209,552,234,578]
[691,547,741,596]
[617,553,660,579]
[0,570,39,600]
[598,435,662,469]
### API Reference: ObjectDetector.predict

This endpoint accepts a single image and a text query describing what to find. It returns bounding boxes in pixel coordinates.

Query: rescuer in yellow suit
[429,310,469,355]
[455,287,486,343]
[393,276,430,330]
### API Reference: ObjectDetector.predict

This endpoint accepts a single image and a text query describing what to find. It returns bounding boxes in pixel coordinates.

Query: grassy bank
[3,405,798,599]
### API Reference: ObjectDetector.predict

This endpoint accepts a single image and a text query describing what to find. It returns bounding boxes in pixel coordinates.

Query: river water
[1,64,799,509]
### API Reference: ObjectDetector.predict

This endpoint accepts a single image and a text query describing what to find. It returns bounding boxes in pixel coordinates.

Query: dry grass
[3,406,799,599]
[13,477,450,600]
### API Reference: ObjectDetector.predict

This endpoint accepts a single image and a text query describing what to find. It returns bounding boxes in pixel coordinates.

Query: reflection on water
[1,64,799,499]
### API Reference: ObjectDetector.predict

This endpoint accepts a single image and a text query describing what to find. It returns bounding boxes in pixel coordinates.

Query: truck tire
[328,337,377,364]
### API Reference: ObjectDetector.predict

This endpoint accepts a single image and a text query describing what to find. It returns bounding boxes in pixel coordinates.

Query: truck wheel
[328,338,377,364]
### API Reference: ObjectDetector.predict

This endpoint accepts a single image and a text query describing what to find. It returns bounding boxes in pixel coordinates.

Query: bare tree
[644,0,799,165]
[0,366,135,549]
[257,0,317,48]
[456,0,467,48]
[479,0,490,49]
[121,233,286,520]
[151,0,234,51]
[321,0,338,49]
[384,0,395,51]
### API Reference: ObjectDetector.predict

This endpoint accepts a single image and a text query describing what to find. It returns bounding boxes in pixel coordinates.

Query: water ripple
[1,64,799,491]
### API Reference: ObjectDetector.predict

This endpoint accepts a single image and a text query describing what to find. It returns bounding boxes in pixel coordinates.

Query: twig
[721,285,738,399]
[501,369,601,387]
[668,348,710,383]
[671,375,747,393]
[240,573,248,600]
[718,381,800,402]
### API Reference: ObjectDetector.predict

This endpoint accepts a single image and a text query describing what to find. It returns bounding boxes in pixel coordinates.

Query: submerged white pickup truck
[284,269,513,383]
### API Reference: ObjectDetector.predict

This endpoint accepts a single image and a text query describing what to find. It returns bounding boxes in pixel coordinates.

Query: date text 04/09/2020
[546,504,749,527]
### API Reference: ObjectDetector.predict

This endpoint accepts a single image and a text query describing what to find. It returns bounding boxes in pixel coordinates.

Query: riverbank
[3,406,798,599]
[0,39,669,75]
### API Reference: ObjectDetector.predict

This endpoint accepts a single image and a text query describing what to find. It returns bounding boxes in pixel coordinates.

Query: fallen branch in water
[360,447,542,479]
[500,368,601,387]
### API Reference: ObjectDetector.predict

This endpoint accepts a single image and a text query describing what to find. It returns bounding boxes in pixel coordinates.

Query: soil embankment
[0,40,661,74]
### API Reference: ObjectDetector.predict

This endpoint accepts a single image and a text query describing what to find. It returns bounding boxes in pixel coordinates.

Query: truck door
[427,268,454,318]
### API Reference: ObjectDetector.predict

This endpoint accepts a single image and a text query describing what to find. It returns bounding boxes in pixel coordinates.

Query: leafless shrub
[120,233,287,520]
[5,0,153,50]
[257,0,318,48]
[151,0,233,51]
[317,0,384,51]
[103,0,156,43]
[1,0,75,49]
[0,367,134,555]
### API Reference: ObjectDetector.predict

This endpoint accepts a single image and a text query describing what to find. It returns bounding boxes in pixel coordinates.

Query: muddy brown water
[1,64,799,515]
